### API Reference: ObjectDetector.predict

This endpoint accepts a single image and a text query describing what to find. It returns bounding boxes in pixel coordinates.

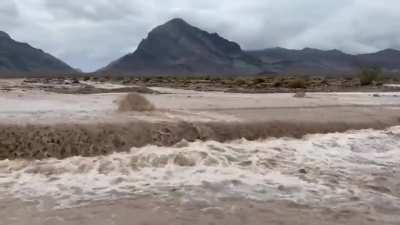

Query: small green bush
[359,68,383,86]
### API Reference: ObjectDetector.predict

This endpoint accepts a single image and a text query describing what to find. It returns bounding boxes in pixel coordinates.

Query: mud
[0,120,396,160]
[0,197,391,225]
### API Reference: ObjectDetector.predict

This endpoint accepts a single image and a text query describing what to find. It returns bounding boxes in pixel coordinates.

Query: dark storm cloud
[1,0,399,71]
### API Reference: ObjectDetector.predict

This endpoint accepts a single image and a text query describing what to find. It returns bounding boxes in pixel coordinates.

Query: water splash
[0,127,400,209]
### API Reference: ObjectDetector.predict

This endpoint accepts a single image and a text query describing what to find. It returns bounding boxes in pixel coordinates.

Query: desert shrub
[118,93,155,112]
[272,77,283,87]
[344,76,353,81]
[288,78,306,89]
[113,76,124,81]
[320,78,329,86]
[234,78,247,86]
[253,77,266,84]
[142,77,151,82]
[211,77,222,82]
[122,77,134,84]
[99,77,109,83]
[359,68,383,86]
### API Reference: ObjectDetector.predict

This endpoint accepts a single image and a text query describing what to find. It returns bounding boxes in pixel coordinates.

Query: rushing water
[0,127,399,210]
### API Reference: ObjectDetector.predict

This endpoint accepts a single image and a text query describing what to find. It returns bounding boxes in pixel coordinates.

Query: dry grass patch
[118,93,155,112]
[288,79,307,89]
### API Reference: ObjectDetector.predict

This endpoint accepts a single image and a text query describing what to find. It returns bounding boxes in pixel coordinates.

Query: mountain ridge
[1,19,399,76]
[0,31,76,74]
[101,18,263,76]
[101,18,400,76]
[247,47,400,75]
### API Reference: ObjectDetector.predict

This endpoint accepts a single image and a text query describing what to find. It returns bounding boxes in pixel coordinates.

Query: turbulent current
[0,127,399,211]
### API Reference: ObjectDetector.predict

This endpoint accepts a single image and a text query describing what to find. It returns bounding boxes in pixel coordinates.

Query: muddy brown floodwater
[1,127,400,225]
[0,197,390,225]
[1,79,400,225]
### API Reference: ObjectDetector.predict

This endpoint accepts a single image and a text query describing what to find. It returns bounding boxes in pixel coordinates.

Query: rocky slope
[248,47,400,75]
[356,49,400,72]
[102,18,400,76]
[101,18,263,76]
[0,31,75,74]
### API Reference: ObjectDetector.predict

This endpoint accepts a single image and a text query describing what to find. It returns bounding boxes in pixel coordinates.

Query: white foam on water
[0,126,400,209]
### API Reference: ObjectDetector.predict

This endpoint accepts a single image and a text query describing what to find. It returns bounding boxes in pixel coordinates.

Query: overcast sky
[1,0,399,71]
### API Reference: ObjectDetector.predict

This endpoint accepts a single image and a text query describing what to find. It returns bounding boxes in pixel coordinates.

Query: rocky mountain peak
[0,31,11,40]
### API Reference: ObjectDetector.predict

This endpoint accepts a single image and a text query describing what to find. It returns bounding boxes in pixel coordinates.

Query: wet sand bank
[1,197,392,225]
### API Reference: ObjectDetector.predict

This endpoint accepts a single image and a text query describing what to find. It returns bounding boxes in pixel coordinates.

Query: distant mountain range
[247,47,400,75]
[102,18,400,76]
[1,18,400,76]
[0,31,75,74]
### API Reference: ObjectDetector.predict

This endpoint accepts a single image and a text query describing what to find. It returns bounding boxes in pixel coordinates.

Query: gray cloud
[0,0,399,71]
[0,1,20,27]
